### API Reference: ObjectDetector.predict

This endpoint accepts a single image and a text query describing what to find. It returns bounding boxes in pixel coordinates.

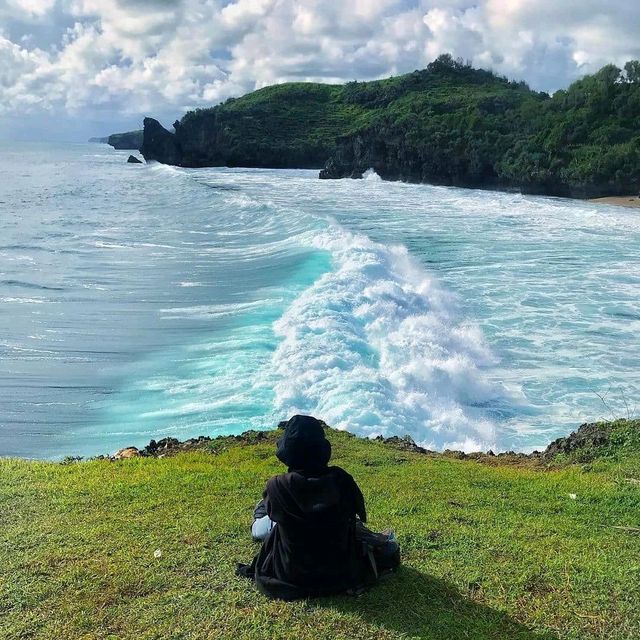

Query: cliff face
[319,128,640,198]
[108,130,143,150]
[141,83,357,168]
[140,119,182,164]
[141,113,339,169]
[318,129,492,185]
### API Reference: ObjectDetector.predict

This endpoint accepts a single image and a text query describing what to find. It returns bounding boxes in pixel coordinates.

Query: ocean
[1,141,639,459]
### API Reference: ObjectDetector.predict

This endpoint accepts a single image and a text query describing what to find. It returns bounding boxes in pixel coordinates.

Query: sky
[1,0,640,141]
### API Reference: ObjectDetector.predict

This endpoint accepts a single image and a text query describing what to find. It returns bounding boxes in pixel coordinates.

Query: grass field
[2,423,640,639]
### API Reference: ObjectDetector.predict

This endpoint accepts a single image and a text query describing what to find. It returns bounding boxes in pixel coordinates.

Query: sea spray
[363,168,382,181]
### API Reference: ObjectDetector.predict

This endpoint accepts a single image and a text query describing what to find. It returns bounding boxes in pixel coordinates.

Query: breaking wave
[270,223,506,451]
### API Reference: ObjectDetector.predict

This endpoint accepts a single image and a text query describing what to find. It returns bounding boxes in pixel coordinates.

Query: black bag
[355,521,401,577]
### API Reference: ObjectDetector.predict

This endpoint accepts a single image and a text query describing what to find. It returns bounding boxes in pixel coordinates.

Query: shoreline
[97,419,625,466]
[2,419,630,464]
[589,195,640,208]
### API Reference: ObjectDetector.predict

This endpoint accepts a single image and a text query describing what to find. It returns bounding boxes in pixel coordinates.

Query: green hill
[2,420,640,639]
[141,55,640,198]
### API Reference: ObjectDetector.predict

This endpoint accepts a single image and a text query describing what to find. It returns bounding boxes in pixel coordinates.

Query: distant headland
[88,130,142,150]
[139,55,640,199]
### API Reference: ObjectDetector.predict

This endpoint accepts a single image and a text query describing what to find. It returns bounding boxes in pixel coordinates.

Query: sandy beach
[590,195,640,208]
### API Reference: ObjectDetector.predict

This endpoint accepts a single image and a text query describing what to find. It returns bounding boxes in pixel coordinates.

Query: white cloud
[0,0,639,134]
[7,0,56,17]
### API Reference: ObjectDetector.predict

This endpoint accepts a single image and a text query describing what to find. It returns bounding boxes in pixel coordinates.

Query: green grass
[2,426,640,639]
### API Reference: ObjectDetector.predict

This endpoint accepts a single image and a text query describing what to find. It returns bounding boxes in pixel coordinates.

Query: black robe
[244,465,373,600]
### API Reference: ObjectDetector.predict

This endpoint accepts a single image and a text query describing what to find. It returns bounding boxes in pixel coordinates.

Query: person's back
[237,415,400,600]
[260,465,366,597]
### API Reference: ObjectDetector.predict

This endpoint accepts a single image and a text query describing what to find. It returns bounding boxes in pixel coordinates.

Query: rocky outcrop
[374,434,436,455]
[543,422,613,459]
[113,447,141,460]
[319,127,513,191]
[140,110,338,169]
[140,81,355,168]
[140,118,182,165]
[88,136,108,143]
[319,133,390,181]
[127,155,143,164]
[108,130,143,150]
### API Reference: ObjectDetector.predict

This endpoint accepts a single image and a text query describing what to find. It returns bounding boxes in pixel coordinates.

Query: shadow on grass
[319,567,556,640]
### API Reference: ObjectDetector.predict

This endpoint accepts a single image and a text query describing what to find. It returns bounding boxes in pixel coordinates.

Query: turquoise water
[1,142,639,458]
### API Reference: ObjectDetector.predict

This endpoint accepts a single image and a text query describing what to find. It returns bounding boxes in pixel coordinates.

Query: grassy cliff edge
[2,420,639,639]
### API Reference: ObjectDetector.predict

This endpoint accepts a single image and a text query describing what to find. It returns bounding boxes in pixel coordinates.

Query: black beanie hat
[276,415,331,471]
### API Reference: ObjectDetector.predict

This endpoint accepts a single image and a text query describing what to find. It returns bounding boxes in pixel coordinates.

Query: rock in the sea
[113,446,141,460]
[127,155,143,164]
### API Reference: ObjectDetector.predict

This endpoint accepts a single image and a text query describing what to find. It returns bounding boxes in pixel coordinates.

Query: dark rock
[101,418,620,465]
[543,422,612,459]
[156,437,180,450]
[319,125,640,199]
[141,118,182,165]
[127,155,143,164]
[381,435,431,454]
[146,439,158,453]
[443,449,468,460]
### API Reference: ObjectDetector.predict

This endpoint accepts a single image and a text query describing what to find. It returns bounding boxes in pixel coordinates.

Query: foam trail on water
[271,222,507,451]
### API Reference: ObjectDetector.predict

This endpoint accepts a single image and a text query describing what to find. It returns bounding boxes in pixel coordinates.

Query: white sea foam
[159,299,284,319]
[363,168,382,182]
[270,223,506,451]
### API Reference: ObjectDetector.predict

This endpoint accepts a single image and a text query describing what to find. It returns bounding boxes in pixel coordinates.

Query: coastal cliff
[141,82,357,168]
[319,57,640,198]
[108,130,143,150]
[318,127,640,198]
[142,55,640,198]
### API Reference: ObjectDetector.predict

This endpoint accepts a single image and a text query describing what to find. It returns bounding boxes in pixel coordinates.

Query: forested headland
[141,56,640,198]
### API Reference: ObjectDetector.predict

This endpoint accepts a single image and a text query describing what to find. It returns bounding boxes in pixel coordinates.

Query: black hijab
[275,415,332,473]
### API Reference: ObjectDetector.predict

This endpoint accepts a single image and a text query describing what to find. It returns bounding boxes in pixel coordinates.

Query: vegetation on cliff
[142,83,367,168]
[108,130,143,150]
[2,420,639,639]
[141,55,640,198]
[322,56,640,197]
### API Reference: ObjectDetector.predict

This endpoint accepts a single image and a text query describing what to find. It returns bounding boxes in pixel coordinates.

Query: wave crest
[271,224,506,451]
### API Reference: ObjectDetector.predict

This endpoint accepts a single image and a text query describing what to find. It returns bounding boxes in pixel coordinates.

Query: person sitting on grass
[236,415,400,600]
